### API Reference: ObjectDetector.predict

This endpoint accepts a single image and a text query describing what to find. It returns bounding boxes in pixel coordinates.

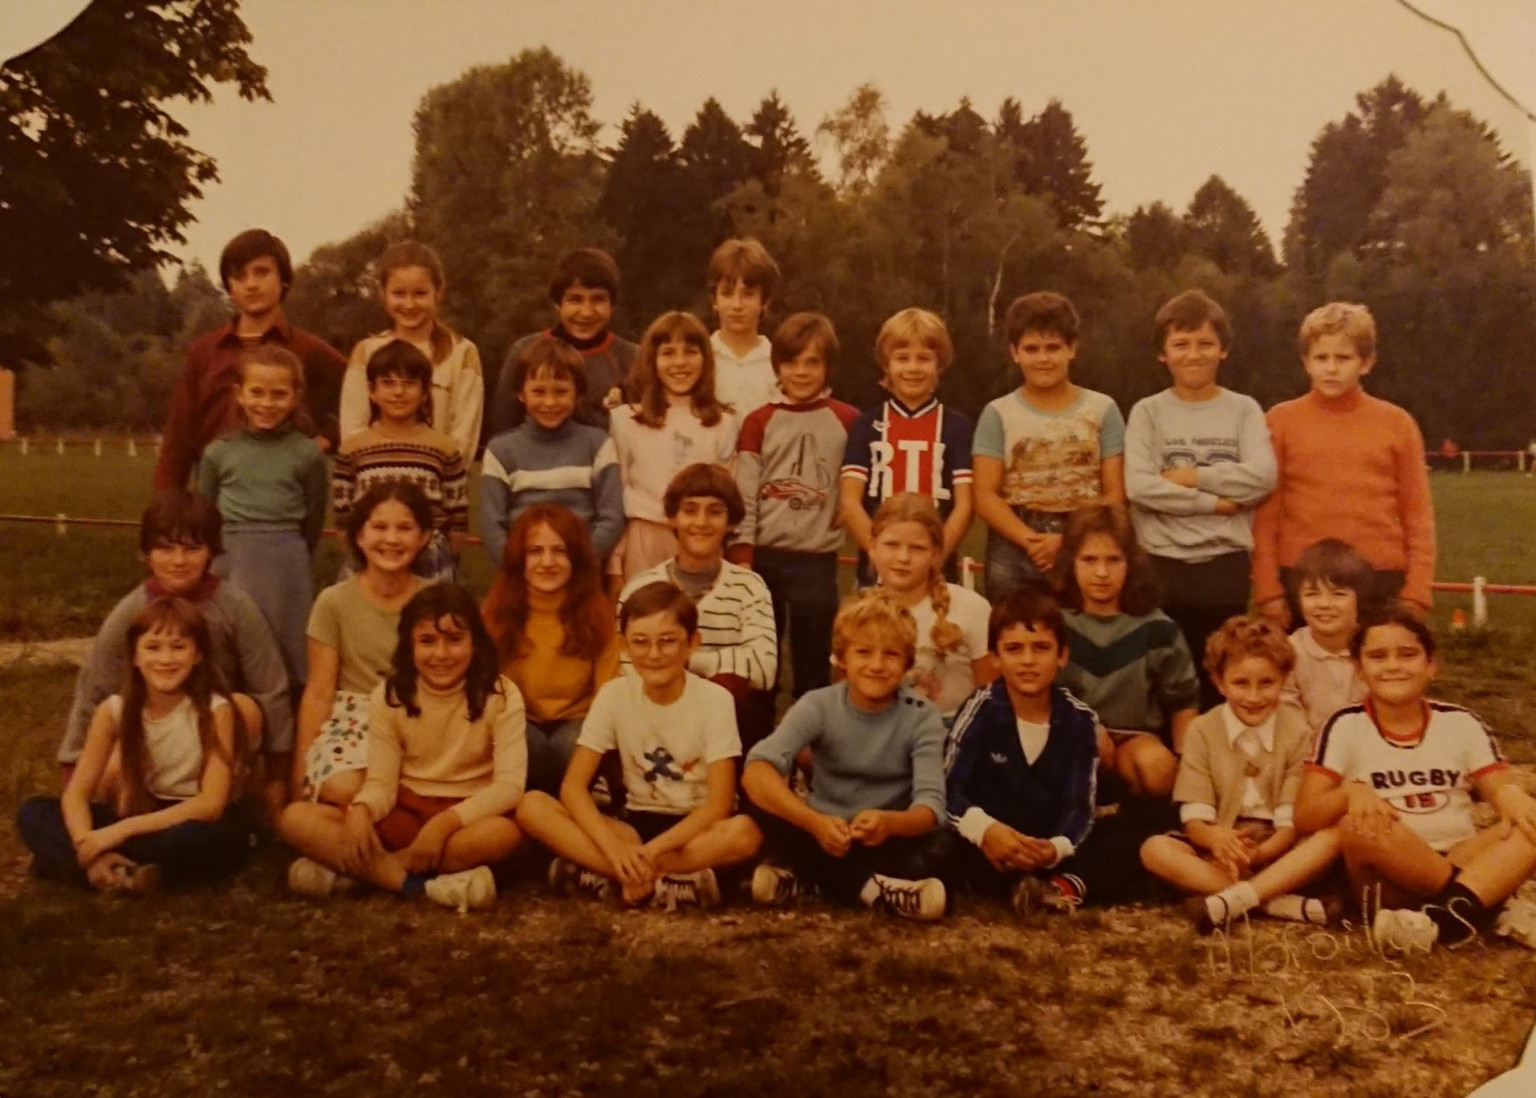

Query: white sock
[1207,881,1260,924]
[1263,894,1327,924]
[859,878,882,906]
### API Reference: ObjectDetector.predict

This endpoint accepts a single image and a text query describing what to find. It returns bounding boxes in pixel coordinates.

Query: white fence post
[18,438,26,455]
[1462,451,1471,474]
[55,437,65,455]
[93,438,102,457]
[127,438,137,458]
[54,512,67,536]
[961,556,977,592]
[1473,576,1488,629]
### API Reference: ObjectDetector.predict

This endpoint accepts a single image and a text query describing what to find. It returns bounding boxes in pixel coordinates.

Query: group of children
[16,227,1536,948]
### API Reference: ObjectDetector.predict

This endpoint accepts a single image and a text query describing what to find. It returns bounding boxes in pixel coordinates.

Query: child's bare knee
[515,791,559,825]
[1140,835,1176,872]
[721,815,763,860]
[317,769,363,807]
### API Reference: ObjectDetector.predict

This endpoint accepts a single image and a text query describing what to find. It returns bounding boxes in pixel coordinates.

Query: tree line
[13,41,1536,447]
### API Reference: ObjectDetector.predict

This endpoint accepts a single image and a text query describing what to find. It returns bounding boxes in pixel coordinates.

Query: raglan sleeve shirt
[734,406,771,546]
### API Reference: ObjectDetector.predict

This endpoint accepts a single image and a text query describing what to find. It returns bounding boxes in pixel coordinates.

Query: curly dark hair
[385,584,503,722]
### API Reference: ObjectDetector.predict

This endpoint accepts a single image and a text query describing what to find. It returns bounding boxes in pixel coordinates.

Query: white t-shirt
[108,694,230,801]
[1310,701,1505,851]
[577,674,741,815]
[906,583,991,718]
[1016,717,1050,765]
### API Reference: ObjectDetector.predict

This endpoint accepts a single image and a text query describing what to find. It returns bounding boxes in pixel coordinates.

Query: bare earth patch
[3,635,1535,1097]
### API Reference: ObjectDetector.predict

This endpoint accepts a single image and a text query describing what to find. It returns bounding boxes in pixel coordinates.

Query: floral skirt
[303,690,370,799]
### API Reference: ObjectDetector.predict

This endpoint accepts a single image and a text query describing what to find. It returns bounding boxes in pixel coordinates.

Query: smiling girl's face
[412,613,474,692]
[357,500,429,575]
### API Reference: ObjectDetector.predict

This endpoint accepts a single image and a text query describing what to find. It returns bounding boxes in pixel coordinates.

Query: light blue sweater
[747,682,948,823]
[477,419,624,566]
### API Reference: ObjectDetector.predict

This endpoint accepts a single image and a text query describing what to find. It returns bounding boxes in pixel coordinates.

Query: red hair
[482,504,614,664]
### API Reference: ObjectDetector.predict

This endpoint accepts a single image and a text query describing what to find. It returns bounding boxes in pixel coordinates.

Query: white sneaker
[287,857,345,899]
[867,874,946,922]
[425,866,497,913]
[1373,908,1439,953]
[651,869,722,911]
[1495,896,1536,949]
[751,863,817,906]
[548,857,615,901]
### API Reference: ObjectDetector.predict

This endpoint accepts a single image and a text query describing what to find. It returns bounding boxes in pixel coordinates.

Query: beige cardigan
[1172,704,1312,830]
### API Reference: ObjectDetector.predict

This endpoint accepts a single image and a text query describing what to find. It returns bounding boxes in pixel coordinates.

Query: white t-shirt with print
[577,673,741,815]
[1310,701,1505,851]
[972,387,1126,512]
[905,582,991,719]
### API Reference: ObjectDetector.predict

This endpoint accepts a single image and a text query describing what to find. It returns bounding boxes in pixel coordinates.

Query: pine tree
[1183,176,1278,277]
[1006,99,1104,232]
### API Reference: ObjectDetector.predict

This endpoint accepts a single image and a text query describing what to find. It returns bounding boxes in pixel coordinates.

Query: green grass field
[3,445,1536,1097]
[2,445,1534,639]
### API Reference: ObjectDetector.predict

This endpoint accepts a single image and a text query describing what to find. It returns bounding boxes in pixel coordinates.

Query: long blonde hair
[870,494,963,656]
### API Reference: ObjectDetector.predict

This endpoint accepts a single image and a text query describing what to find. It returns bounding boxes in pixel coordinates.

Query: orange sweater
[500,589,621,724]
[1251,389,1435,609]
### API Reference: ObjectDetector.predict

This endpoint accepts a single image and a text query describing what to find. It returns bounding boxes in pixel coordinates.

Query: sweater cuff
[1048,836,1074,866]
[351,792,388,824]
[956,807,998,847]
[1273,805,1295,830]
[1180,802,1217,824]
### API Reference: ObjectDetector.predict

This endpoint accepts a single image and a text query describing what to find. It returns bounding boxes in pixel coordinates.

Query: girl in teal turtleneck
[197,344,329,696]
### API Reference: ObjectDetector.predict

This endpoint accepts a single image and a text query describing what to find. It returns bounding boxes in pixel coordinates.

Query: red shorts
[375,787,516,851]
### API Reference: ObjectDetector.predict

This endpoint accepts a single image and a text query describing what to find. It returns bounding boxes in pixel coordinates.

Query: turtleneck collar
[527,586,567,614]
[527,417,573,442]
[1305,386,1366,413]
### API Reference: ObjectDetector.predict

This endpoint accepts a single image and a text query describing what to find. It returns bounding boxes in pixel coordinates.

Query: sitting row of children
[164,227,1432,742]
[24,478,1532,948]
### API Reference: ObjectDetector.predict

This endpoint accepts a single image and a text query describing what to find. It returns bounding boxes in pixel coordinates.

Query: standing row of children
[19,225,1533,946]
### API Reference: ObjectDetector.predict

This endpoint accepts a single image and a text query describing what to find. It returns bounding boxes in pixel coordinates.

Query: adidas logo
[990,752,1009,764]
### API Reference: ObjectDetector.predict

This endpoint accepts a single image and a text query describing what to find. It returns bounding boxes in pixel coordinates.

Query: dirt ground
[3,634,1535,1098]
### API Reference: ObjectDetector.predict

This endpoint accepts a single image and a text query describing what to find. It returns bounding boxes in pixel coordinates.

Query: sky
[13,0,1536,271]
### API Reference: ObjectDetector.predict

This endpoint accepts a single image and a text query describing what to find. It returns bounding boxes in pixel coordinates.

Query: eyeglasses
[627,634,687,655]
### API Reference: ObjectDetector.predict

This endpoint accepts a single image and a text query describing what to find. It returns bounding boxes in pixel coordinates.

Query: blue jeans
[17,797,249,889]
[983,508,1069,600]
[754,548,838,699]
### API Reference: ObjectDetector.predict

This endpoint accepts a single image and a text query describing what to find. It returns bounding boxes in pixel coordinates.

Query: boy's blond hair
[831,588,917,670]
[875,307,953,373]
[1297,302,1376,360]
[1203,615,1295,682]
